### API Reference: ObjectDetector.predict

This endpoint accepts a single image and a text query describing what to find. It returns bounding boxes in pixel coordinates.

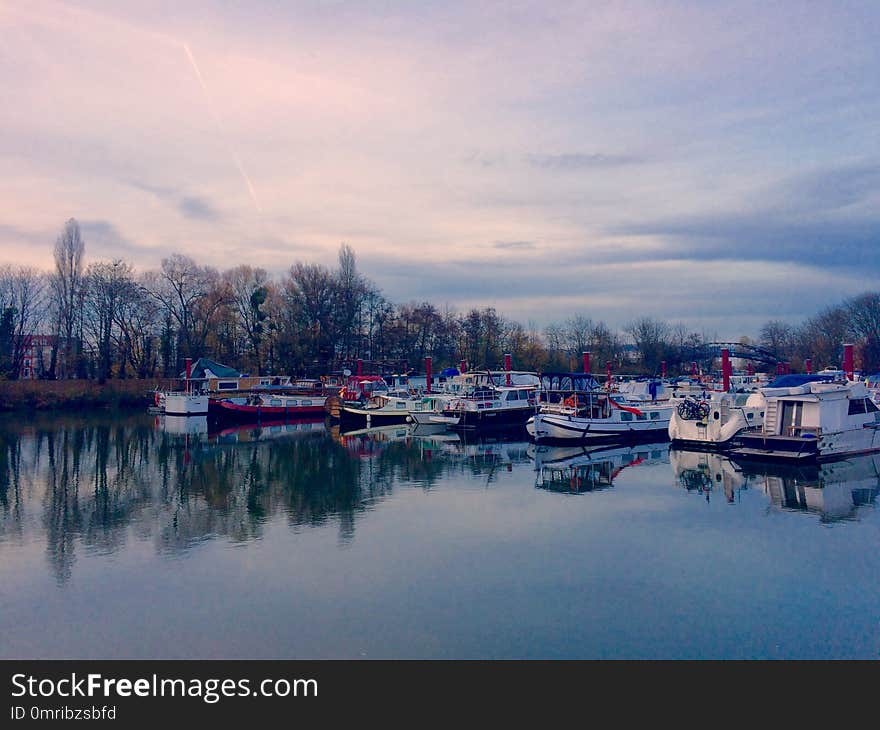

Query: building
[17,335,78,379]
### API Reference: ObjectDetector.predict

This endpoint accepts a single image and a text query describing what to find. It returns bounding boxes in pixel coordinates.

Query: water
[1,412,879,659]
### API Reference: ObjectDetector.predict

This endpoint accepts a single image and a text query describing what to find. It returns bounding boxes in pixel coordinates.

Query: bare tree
[117,274,160,378]
[0,265,46,378]
[50,219,86,378]
[84,260,134,382]
[225,265,270,373]
[759,320,794,362]
[626,317,671,373]
[333,243,368,362]
[144,254,228,362]
[846,292,880,371]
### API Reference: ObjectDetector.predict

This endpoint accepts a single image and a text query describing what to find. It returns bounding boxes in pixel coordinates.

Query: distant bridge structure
[689,342,784,366]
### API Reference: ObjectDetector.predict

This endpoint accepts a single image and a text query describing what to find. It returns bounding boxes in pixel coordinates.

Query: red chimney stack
[721,348,730,392]
[843,343,854,380]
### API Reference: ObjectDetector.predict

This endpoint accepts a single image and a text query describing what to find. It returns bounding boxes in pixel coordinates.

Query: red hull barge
[209,395,327,422]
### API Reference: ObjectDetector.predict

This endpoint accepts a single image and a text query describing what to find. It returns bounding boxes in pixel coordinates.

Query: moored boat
[209,391,328,422]
[668,391,765,448]
[526,390,673,443]
[730,374,880,461]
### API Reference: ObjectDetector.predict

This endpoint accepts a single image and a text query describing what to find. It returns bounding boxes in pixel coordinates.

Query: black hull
[445,407,533,431]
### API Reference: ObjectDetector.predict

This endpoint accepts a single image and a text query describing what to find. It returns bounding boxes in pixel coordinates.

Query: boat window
[746,412,754,419]
[620,412,633,421]
[396,402,406,409]
[713,411,720,420]
[270,399,282,407]
[868,399,879,413]
[506,391,518,401]
[848,398,869,415]
[301,400,310,406]
[636,413,647,421]
[217,381,238,390]
[650,411,660,420]
[519,390,530,400]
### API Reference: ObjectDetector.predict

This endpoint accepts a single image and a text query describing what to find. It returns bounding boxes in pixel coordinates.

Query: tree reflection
[0,415,531,583]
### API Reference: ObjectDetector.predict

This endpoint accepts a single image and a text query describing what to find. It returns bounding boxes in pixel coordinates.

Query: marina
[2,410,879,659]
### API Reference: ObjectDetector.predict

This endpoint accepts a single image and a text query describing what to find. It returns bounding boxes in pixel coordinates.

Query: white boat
[668,391,765,447]
[526,392,673,442]
[339,388,421,429]
[163,392,209,416]
[730,375,880,461]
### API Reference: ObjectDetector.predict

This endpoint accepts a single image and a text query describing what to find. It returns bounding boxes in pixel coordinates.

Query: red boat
[209,392,328,422]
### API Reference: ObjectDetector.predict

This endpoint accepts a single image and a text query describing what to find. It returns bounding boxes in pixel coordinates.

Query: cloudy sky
[1,0,878,338]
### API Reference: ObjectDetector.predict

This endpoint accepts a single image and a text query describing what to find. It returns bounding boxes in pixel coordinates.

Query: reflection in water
[670,447,880,521]
[0,414,378,583]
[4,412,880,590]
[3,413,880,659]
[530,442,670,493]
[0,416,534,585]
[332,423,532,487]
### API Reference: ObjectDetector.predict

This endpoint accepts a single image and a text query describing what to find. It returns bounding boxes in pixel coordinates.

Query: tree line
[0,218,877,381]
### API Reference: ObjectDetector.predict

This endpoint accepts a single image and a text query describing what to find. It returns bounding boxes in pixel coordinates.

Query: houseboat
[730,374,880,461]
[209,390,328,422]
[155,358,210,416]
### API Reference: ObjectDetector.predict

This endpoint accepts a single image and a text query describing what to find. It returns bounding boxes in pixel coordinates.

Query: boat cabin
[759,378,879,439]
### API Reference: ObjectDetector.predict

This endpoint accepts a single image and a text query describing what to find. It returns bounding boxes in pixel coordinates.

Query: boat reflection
[330,422,532,483]
[159,414,208,436]
[157,413,326,443]
[671,447,880,520]
[530,441,670,494]
[669,448,748,503]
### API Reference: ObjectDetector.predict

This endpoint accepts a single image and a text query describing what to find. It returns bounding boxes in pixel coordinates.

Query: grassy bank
[0,379,173,412]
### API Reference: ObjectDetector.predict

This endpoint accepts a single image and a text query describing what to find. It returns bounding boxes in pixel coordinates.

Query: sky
[1,0,878,339]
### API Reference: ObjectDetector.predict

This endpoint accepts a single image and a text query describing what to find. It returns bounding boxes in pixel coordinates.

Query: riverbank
[0,379,171,411]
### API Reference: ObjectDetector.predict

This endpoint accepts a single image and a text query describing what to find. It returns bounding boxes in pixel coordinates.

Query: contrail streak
[182,42,262,213]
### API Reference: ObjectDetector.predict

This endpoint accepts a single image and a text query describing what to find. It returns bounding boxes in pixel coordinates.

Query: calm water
[1,412,879,659]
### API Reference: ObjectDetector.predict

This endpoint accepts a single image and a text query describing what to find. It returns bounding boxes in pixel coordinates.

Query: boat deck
[731,432,820,460]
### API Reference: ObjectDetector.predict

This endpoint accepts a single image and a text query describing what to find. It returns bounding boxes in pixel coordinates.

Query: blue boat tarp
[767,374,836,388]
[439,367,459,377]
